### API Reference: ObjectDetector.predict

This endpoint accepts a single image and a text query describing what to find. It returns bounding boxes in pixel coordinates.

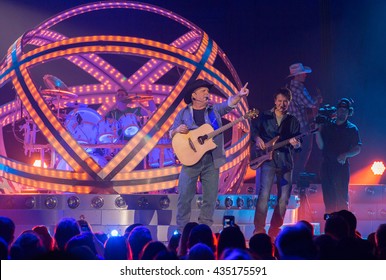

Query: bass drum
[56,153,108,171]
[148,136,175,168]
[65,107,101,152]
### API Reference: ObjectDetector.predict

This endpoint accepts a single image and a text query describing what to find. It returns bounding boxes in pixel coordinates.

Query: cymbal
[41,89,78,100]
[43,74,70,91]
[124,95,154,103]
[66,101,88,108]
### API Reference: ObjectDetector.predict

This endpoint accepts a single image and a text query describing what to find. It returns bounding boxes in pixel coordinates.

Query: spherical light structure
[0,1,250,194]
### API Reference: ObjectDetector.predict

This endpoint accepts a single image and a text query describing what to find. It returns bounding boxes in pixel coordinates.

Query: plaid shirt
[288,79,317,130]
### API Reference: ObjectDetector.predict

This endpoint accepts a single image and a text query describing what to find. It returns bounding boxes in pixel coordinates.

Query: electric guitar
[172,109,259,166]
[249,128,318,170]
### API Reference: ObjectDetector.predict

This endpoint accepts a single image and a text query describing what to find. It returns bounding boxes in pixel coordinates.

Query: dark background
[1,0,385,183]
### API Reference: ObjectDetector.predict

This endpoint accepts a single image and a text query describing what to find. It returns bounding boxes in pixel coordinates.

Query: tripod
[296,185,314,222]
[296,172,316,222]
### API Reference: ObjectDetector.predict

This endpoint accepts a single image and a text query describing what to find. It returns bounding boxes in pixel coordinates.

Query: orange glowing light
[33,160,47,168]
[371,161,385,175]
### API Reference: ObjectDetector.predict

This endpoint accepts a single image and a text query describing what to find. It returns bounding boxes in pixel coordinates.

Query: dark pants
[321,161,350,214]
[254,164,293,237]
[292,136,313,181]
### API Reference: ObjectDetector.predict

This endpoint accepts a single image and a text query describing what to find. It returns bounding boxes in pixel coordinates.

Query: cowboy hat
[183,79,213,104]
[288,63,312,77]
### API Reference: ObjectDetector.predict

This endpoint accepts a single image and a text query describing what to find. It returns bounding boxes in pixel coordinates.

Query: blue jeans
[254,164,293,236]
[176,153,219,231]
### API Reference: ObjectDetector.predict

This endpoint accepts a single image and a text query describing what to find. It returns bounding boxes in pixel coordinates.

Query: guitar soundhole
[197,135,207,145]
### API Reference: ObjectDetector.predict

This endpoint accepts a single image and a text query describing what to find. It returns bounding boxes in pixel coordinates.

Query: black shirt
[251,109,301,170]
[320,120,361,163]
[193,108,206,126]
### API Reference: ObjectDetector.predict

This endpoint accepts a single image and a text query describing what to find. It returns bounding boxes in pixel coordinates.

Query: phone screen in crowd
[223,215,235,228]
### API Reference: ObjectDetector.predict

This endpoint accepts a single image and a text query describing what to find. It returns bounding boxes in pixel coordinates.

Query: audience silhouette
[1,209,384,260]
[216,226,246,259]
[140,240,168,260]
[128,225,152,260]
[177,222,198,258]
[104,236,129,260]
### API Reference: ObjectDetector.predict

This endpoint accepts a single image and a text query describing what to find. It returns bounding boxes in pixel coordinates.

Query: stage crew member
[315,98,361,213]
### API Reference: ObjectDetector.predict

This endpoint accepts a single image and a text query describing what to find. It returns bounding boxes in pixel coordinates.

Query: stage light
[67,196,80,209]
[110,229,119,237]
[44,196,58,209]
[371,161,385,175]
[24,196,36,209]
[33,160,47,168]
[114,196,127,208]
[224,197,233,209]
[380,209,386,218]
[91,196,104,209]
[137,197,149,208]
[196,196,203,209]
[247,197,254,209]
[236,197,244,209]
[268,196,277,209]
[159,196,170,209]
[247,186,254,194]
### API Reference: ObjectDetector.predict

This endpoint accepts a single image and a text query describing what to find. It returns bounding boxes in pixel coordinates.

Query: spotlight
[24,196,36,209]
[247,197,254,209]
[67,196,80,209]
[114,196,127,208]
[371,161,385,175]
[44,196,58,209]
[224,197,233,209]
[247,186,255,194]
[137,197,149,208]
[236,197,244,209]
[110,229,119,237]
[159,196,170,209]
[91,196,104,209]
[196,196,203,208]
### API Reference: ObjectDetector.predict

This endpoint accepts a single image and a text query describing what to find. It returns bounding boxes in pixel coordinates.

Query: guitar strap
[208,108,219,130]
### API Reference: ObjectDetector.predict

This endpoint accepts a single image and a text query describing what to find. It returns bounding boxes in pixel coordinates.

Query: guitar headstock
[244,108,259,119]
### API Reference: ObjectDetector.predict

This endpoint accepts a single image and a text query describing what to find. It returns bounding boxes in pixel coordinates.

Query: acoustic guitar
[172,109,259,166]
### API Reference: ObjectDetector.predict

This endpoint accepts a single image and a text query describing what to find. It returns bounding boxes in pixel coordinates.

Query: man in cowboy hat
[287,62,321,181]
[170,78,249,232]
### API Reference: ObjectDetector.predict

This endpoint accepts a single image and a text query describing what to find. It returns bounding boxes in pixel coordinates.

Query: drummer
[105,88,140,141]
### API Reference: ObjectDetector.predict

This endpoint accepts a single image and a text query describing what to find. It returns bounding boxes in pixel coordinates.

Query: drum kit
[22,75,176,170]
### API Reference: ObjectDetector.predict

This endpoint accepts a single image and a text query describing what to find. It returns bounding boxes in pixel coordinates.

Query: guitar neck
[271,131,310,150]
[207,115,246,139]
